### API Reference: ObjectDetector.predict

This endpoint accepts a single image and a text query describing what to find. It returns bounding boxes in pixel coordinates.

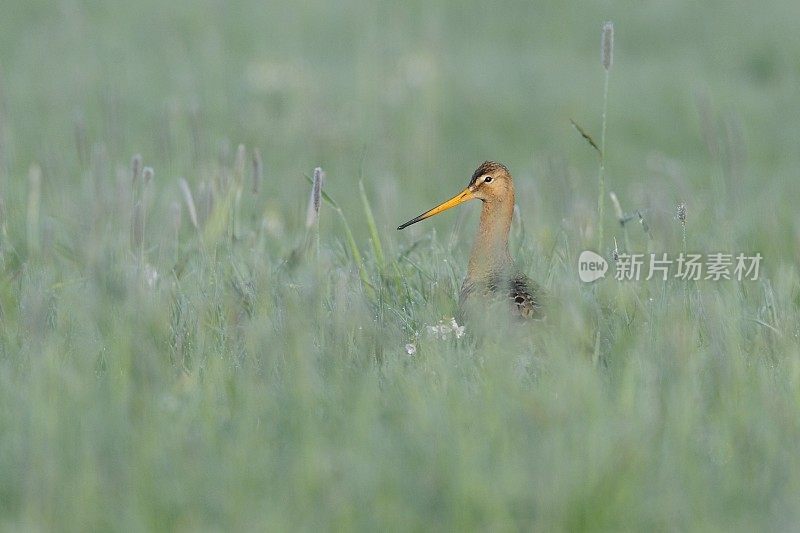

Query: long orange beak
[397,186,476,230]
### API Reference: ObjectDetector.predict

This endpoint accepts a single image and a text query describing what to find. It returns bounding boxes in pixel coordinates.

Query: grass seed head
[252,148,263,194]
[306,167,324,228]
[677,202,687,225]
[601,21,614,71]
[142,166,154,186]
[131,154,142,183]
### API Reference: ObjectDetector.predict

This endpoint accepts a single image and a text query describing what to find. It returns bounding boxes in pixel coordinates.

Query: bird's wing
[508,275,544,320]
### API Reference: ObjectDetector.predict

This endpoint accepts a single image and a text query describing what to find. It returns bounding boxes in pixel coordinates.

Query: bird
[397,161,543,320]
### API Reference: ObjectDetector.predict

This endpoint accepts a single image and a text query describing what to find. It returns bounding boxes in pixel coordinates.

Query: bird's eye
[483,176,493,183]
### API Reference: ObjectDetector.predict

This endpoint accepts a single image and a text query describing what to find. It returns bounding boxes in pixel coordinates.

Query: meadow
[1,0,800,530]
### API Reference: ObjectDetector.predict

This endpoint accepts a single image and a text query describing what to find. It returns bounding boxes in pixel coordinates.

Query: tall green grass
[0,0,799,530]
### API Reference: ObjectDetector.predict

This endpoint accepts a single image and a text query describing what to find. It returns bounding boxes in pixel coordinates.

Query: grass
[1,0,800,530]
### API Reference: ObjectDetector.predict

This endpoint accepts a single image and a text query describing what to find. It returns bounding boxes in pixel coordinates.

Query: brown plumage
[398,161,542,320]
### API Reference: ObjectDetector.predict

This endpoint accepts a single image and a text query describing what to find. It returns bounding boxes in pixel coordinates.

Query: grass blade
[359,179,385,272]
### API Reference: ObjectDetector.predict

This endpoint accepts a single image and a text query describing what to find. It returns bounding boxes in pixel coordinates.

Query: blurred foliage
[0,0,799,530]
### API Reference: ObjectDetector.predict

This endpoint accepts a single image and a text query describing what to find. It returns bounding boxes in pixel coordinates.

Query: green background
[1,0,799,530]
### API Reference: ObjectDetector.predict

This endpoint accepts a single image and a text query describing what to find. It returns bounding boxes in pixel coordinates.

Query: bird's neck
[466,195,515,280]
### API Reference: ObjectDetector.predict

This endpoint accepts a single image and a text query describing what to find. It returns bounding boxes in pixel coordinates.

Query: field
[2,0,800,530]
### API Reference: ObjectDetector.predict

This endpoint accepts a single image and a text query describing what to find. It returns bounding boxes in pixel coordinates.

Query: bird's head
[397,161,513,230]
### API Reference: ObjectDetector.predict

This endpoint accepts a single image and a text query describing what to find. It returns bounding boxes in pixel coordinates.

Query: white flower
[449,317,466,339]
[404,343,417,356]
[423,318,465,341]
